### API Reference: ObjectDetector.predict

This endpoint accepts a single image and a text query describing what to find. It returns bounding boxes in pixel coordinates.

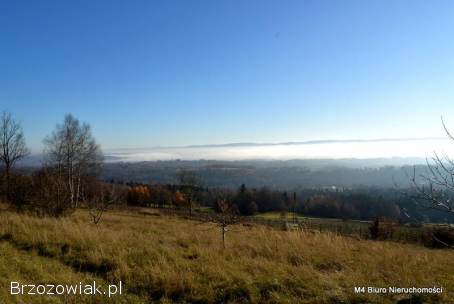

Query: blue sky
[1,0,454,154]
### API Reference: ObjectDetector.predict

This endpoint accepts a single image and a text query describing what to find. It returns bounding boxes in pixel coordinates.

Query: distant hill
[17,153,429,190]
[100,159,427,190]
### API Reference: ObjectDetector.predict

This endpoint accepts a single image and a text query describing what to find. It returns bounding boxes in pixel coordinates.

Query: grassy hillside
[0,209,452,303]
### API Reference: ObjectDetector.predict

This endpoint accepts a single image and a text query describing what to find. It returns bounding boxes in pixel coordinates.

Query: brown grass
[0,209,453,303]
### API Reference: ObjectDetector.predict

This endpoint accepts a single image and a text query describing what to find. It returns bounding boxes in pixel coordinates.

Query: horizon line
[101,136,447,152]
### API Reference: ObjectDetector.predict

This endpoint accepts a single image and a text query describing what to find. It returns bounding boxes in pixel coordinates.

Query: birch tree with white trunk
[44,114,103,210]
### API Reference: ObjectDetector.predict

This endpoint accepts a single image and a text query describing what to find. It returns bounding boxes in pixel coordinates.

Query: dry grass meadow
[0,208,453,303]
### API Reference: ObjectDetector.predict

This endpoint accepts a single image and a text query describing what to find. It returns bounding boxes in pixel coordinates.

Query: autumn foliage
[126,186,151,206]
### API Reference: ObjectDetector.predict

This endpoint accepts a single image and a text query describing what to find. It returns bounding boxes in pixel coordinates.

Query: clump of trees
[0,112,105,217]
[127,185,152,206]
[43,114,103,211]
[126,184,187,209]
[227,184,402,221]
[303,194,401,220]
[231,184,287,216]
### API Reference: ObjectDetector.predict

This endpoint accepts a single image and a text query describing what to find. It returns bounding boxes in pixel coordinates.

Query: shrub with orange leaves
[126,186,151,206]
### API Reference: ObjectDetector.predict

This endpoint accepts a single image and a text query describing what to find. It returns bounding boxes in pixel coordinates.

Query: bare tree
[0,111,30,201]
[409,118,454,214]
[398,118,454,248]
[44,114,103,211]
[177,170,202,216]
[213,199,239,249]
[88,183,117,225]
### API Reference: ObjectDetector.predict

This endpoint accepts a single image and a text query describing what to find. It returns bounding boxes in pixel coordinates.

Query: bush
[422,227,454,248]
[8,174,33,211]
[369,218,398,240]
[244,201,258,216]
[30,169,73,217]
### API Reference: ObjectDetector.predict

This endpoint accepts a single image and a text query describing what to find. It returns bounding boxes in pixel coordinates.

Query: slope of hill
[0,209,452,303]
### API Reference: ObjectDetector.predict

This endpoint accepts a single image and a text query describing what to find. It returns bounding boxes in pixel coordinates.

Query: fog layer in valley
[104,138,453,162]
